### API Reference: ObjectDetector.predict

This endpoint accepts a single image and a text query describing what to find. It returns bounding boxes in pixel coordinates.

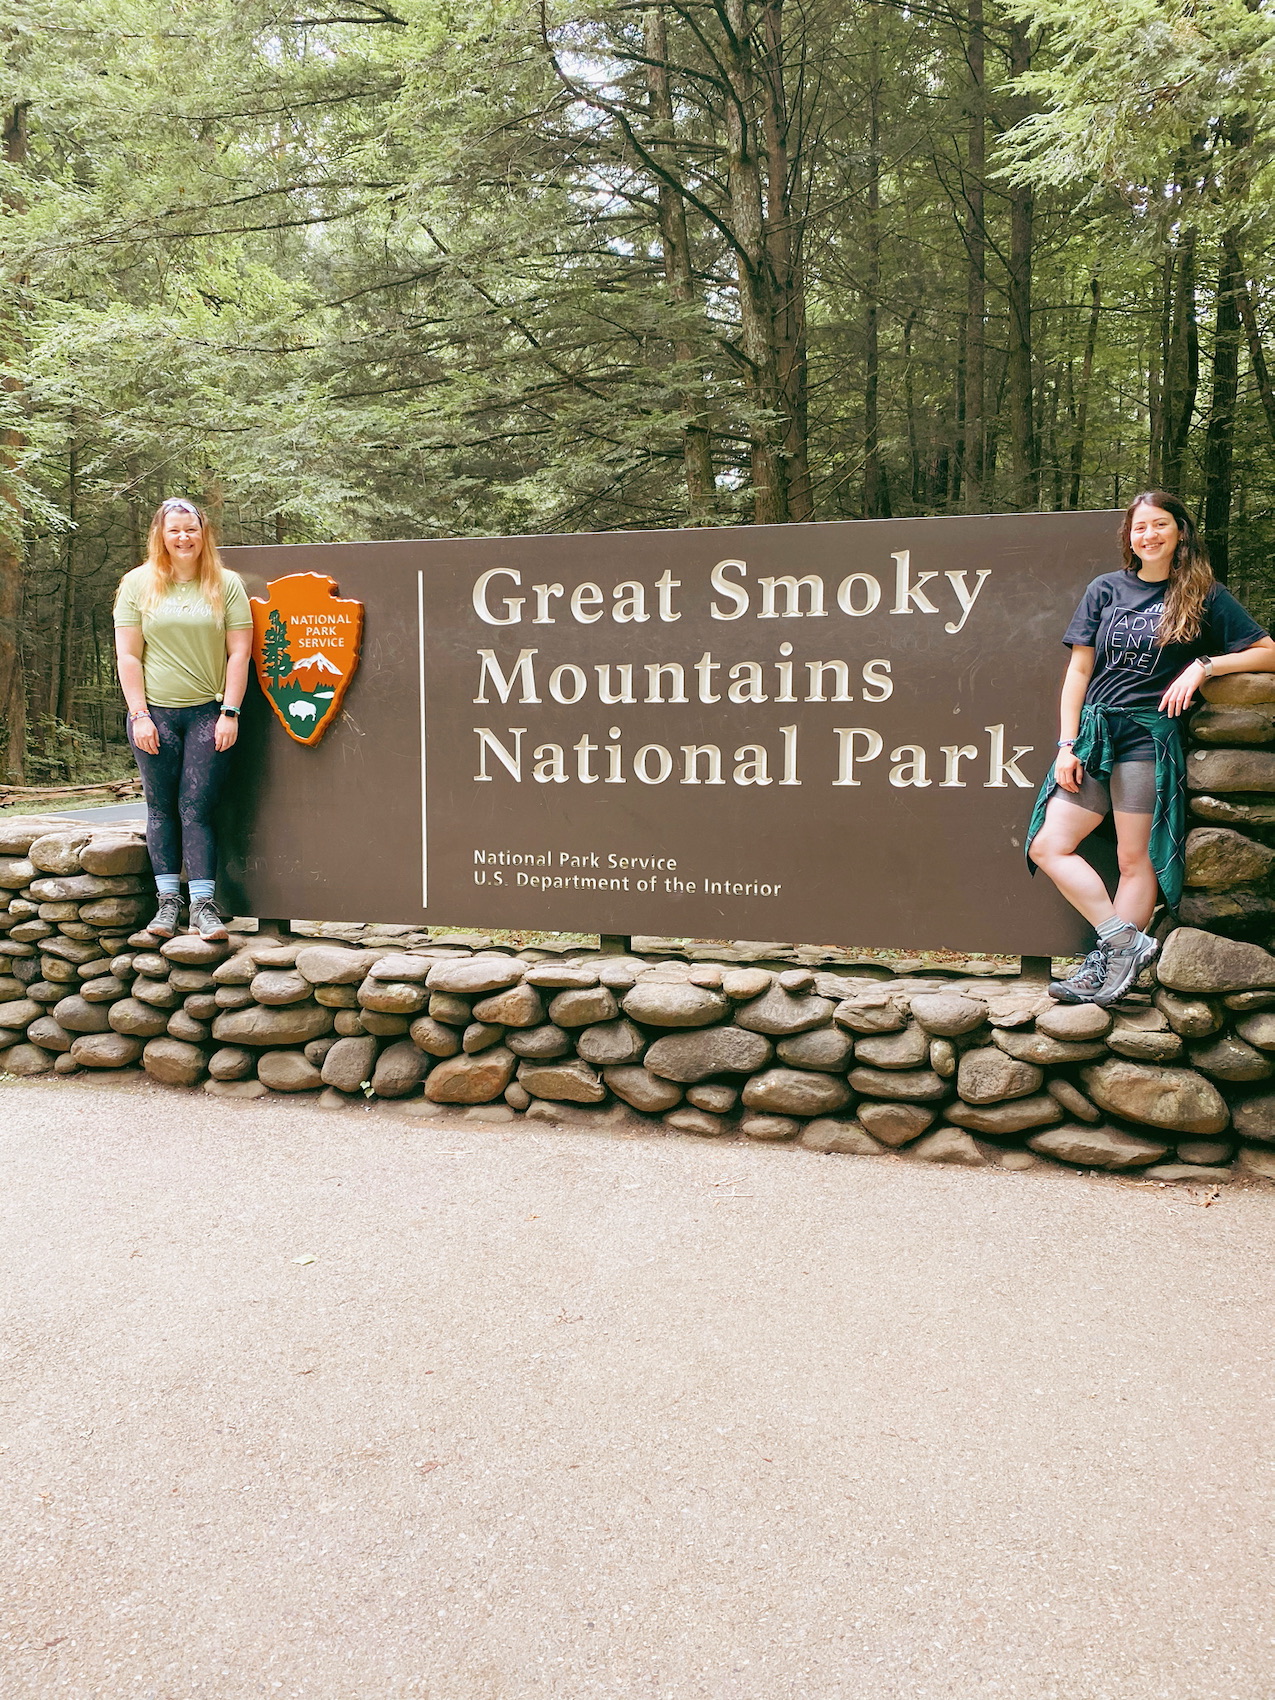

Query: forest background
[2,0,1274,786]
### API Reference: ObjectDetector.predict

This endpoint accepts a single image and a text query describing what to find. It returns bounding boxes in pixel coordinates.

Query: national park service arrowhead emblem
[249,573,363,746]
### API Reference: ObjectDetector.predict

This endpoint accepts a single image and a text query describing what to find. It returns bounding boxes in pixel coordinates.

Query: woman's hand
[1159,658,1206,717]
[214,712,240,753]
[131,713,160,756]
[1054,749,1084,793]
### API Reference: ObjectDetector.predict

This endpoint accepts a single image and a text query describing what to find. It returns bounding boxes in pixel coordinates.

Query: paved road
[2,1076,1273,1700]
[29,802,147,824]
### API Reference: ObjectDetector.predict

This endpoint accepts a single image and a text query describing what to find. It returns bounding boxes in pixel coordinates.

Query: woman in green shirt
[113,499,254,940]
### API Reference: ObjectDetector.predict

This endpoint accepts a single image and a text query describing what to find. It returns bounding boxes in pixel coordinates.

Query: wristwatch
[219,705,241,718]
[1199,657,1215,679]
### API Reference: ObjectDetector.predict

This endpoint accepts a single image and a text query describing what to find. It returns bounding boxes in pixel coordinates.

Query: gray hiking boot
[149,893,183,939]
[188,896,228,941]
[1091,930,1160,1007]
[1048,948,1108,1003]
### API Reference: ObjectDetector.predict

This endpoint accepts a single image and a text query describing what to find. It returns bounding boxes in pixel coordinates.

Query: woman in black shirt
[1027,490,1275,1005]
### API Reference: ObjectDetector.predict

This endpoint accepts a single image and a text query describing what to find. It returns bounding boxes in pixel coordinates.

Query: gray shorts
[1057,759,1156,817]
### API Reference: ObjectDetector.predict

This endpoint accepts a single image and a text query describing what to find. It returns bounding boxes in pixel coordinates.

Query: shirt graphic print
[1106,598,1163,680]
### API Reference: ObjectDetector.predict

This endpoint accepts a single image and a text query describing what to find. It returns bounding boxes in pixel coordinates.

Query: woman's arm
[115,626,159,755]
[1053,646,1093,793]
[215,629,253,752]
[1160,635,1275,717]
[1208,636,1275,676]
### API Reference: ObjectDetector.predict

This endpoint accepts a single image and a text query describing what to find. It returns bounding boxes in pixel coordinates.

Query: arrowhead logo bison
[249,573,363,746]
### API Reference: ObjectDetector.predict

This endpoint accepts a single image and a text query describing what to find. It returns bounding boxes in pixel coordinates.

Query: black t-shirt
[1064,570,1267,710]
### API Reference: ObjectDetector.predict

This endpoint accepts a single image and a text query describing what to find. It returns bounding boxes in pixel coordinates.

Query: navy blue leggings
[128,702,231,880]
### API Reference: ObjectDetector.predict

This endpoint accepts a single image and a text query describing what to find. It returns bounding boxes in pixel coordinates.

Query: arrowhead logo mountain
[249,573,364,746]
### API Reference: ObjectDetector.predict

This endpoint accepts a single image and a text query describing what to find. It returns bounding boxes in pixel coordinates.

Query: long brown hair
[137,498,226,620]
[1119,489,1213,645]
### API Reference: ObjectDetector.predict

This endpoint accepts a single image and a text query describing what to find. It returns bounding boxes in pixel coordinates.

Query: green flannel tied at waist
[1024,703,1187,907]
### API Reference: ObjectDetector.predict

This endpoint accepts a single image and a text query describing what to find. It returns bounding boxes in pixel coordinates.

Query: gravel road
[2,1074,1273,1700]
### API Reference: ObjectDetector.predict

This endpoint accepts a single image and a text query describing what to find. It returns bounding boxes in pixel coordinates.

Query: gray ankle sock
[1097,917,1138,950]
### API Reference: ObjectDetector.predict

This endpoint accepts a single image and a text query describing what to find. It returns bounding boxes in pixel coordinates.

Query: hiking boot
[188,896,228,941]
[1048,948,1108,1003]
[149,893,183,939]
[1090,930,1160,1007]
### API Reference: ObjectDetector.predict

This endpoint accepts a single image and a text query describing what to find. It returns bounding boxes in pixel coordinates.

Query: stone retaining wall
[6,671,1275,1185]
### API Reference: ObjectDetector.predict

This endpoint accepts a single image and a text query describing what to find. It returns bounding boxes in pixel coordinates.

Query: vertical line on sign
[417,569,429,909]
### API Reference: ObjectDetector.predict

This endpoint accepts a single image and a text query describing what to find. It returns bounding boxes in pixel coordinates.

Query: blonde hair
[138,498,226,619]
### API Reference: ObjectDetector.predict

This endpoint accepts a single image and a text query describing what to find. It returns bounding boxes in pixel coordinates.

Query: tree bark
[1068,277,1100,508]
[1005,21,1036,510]
[962,0,986,513]
[1159,228,1198,494]
[1226,236,1275,452]
[863,25,890,517]
[1202,238,1241,583]
[903,306,921,505]
[55,443,78,724]
[0,101,29,782]
[644,8,717,520]
[1147,252,1170,482]
[721,1,785,523]
[758,0,811,520]
[1045,367,1063,509]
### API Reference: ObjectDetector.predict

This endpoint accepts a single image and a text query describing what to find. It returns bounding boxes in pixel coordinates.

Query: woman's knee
[1116,844,1154,878]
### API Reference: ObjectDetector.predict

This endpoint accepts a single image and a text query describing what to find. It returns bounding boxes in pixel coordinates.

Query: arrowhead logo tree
[261,609,293,685]
[249,574,363,746]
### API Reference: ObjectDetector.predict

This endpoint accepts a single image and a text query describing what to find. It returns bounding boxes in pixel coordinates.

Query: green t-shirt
[113,567,253,709]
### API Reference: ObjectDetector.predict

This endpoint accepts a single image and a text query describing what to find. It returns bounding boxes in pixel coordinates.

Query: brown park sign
[220,510,1123,954]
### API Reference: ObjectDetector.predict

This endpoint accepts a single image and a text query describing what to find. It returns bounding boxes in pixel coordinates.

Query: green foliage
[1001,0,1275,219]
[5,0,1275,780]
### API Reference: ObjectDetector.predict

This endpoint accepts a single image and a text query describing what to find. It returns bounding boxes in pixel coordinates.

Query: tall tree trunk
[758,0,811,520]
[0,101,28,781]
[1148,252,1171,481]
[1202,238,1241,583]
[645,7,717,520]
[962,0,986,513]
[90,605,106,753]
[863,29,890,517]
[985,348,1008,490]
[55,442,78,723]
[1160,228,1198,493]
[1005,22,1036,509]
[952,311,966,509]
[1069,277,1100,508]
[903,306,921,505]
[722,0,785,524]
[1045,368,1063,508]
[1226,235,1275,452]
